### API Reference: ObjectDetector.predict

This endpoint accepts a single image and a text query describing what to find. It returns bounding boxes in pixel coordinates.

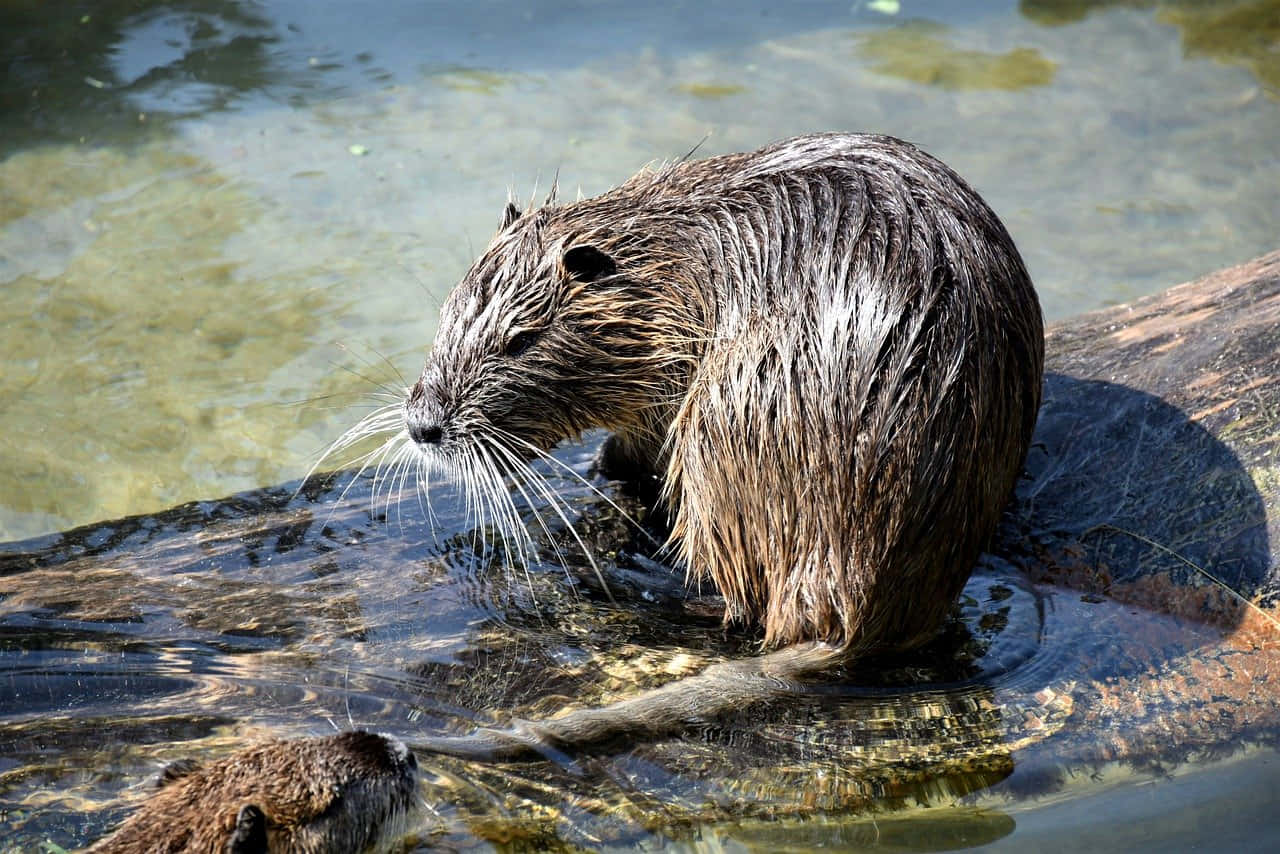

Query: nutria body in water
[88,731,418,853]
[399,133,1044,756]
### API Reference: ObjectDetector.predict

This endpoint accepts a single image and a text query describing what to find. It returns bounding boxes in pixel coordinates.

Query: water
[1,0,1278,850]
[2,434,1276,850]
[3,0,1278,541]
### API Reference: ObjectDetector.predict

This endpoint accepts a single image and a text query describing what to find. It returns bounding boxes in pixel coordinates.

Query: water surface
[1,0,1277,539]
[1,1,1279,850]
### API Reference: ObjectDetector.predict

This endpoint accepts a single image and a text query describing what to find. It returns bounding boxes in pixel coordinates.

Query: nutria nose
[406,374,448,446]
[407,417,444,446]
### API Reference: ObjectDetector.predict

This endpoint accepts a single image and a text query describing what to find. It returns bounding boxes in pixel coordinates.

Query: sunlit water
[4,436,1275,851]
[2,0,1278,541]
[2,0,1279,850]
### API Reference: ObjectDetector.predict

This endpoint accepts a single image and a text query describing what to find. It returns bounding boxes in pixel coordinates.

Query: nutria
[87,731,418,853]
[390,132,1043,757]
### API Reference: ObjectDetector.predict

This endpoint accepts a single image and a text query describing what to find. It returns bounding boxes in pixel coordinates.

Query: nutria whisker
[407,453,436,543]
[479,434,575,577]
[457,450,489,561]
[337,440,395,518]
[383,441,413,527]
[305,428,404,533]
[327,337,414,396]
[368,436,399,517]
[467,440,525,574]
[469,456,499,564]
[371,432,413,518]
[463,437,521,584]
[385,439,424,531]
[320,359,406,408]
[483,432,616,600]
[477,432,614,601]
[492,427,663,550]
[414,444,449,544]
[283,387,402,415]
[298,411,392,488]
[301,399,403,488]
[471,436,533,565]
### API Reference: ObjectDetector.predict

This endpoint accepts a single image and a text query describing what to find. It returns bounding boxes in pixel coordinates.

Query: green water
[1,0,1277,542]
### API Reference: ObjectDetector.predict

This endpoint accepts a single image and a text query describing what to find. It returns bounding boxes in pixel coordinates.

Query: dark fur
[402,133,1044,755]
[87,731,418,853]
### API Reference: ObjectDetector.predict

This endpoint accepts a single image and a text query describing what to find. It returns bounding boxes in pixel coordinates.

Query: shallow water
[2,431,1277,850]
[2,0,1278,540]
[2,0,1279,850]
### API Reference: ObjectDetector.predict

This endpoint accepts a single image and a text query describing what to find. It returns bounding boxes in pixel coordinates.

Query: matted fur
[406,133,1043,656]
[88,731,418,853]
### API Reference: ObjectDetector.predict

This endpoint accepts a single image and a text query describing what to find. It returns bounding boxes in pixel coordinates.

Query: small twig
[1089,523,1280,633]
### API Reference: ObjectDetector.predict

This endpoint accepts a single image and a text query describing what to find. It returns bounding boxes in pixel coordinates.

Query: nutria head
[405,200,687,476]
[88,731,419,854]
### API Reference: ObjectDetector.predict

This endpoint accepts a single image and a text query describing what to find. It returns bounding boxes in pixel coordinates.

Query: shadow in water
[1008,372,1273,611]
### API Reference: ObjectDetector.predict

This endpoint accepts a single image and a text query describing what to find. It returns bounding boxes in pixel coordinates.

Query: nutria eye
[504,329,540,358]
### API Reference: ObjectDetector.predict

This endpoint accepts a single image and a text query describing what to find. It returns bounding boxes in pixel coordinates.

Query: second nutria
[87,731,419,853]
[391,133,1043,757]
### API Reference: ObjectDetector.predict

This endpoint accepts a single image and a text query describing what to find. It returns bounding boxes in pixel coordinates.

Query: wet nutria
[87,731,418,853]
[393,133,1043,757]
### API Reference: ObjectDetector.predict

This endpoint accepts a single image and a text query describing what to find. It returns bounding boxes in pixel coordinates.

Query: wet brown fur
[87,731,418,854]
[404,133,1044,754]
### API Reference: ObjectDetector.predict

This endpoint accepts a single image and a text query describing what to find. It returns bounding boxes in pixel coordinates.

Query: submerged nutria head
[89,731,419,854]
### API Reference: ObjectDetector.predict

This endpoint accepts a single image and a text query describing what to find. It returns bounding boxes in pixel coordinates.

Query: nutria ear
[501,202,521,230]
[563,245,616,282]
[228,804,268,854]
[156,758,201,788]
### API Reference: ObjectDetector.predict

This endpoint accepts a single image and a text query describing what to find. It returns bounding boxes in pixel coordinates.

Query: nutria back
[87,731,418,854]
[405,132,1043,657]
